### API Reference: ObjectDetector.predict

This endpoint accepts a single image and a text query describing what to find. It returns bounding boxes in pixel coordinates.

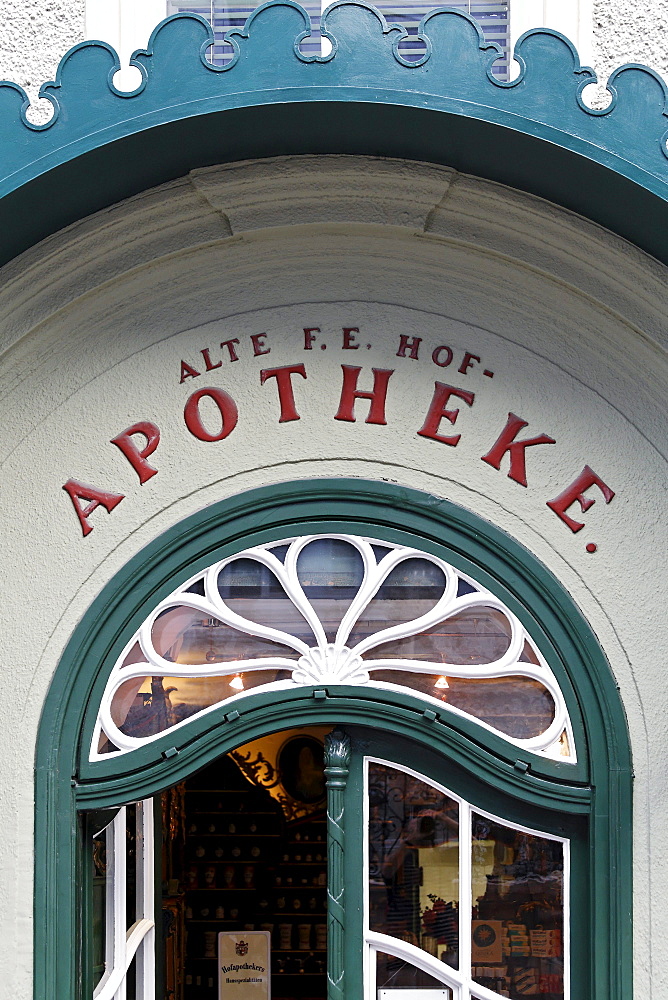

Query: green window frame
[35,479,632,1000]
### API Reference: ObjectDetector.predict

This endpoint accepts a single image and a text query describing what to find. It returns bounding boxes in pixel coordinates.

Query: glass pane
[366,606,512,664]
[369,763,459,970]
[348,559,448,649]
[376,951,453,994]
[91,822,109,989]
[126,803,138,929]
[152,607,298,662]
[297,538,365,642]
[471,814,565,1000]
[125,953,137,1000]
[113,669,290,738]
[217,558,317,643]
[369,672,555,739]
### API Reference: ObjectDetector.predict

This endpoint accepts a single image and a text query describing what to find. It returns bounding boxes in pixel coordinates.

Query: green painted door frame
[34,479,632,1000]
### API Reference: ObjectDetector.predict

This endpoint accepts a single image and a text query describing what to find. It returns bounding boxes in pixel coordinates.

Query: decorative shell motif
[93,535,572,761]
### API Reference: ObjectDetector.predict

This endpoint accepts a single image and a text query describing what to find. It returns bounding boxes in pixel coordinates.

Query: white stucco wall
[0,0,84,112]
[0,0,666,111]
[593,0,668,82]
[0,156,665,998]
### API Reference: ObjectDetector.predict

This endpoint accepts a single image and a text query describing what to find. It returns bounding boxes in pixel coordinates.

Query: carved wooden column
[324,729,351,1000]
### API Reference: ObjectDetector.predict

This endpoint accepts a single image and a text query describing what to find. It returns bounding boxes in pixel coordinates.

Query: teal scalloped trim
[0,3,666,187]
[0,3,666,268]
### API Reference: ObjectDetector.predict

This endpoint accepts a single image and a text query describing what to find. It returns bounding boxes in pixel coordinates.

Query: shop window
[367,760,567,999]
[91,534,574,763]
[85,532,576,998]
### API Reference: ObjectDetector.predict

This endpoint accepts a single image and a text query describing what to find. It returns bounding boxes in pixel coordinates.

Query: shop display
[165,747,327,1000]
[368,762,460,971]
[471,814,564,999]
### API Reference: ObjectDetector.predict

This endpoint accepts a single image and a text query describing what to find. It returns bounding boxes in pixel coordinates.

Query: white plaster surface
[0,0,84,115]
[0,157,665,997]
[593,0,668,82]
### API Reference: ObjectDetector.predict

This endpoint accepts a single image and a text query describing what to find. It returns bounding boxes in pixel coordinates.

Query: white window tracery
[92,534,574,763]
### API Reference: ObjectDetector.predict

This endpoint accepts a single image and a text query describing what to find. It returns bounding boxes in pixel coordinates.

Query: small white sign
[218,930,271,1000]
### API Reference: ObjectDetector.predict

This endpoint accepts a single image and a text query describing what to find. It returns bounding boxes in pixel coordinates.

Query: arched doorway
[36,481,631,1000]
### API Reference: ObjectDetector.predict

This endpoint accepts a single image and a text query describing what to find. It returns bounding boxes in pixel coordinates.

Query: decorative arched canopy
[0,2,667,267]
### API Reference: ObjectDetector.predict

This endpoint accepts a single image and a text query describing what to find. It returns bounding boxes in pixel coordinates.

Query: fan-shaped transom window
[92,535,574,762]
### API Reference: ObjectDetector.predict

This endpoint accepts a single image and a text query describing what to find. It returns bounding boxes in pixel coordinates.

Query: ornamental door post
[324,729,351,1000]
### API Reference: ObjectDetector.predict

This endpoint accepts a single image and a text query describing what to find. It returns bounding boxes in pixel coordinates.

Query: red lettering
[110,421,160,485]
[304,327,320,350]
[334,366,393,424]
[184,387,238,442]
[342,327,360,350]
[547,465,615,532]
[458,352,481,375]
[201,347,221,372]
[481,413,556,487]
[260,364,307,422]
[220,339,240,362]
[432,345,453,368]
[396,335,421,360]
[179,360,200,383]
[62,479,124,538]
[417,383,475,446]
[251,333,270,356]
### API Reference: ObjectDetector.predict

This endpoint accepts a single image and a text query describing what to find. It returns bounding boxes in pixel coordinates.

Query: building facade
[0,3,666,1000]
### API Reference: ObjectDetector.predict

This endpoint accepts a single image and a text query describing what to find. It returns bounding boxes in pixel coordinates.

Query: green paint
[0,5,666,267]
[325,729,351,1000]
[34,480,632,1000]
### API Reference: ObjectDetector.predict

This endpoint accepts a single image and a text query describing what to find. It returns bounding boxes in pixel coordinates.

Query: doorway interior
[160,725,330,1000]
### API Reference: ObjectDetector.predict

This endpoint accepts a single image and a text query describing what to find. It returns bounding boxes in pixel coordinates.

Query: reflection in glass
[91,821,108,989]
[297,537,365,642]
[368,764,459,970]
[471,814,565,1000]
[367,606,512,664]
[348,559,448,649]
[152,607,299,663]
[113,669,290,739]
[370,672,555,739]
[217,557,317,644]
[376,951,452,994]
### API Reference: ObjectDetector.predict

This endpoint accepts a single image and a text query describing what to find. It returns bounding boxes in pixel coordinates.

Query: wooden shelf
[185,887,257,892]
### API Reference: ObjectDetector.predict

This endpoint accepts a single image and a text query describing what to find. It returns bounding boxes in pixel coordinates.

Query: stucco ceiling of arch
[0,155,666,464]
[0,155,666,357]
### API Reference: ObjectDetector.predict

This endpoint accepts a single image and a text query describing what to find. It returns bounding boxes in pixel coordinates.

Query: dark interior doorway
[161,726,328,1000]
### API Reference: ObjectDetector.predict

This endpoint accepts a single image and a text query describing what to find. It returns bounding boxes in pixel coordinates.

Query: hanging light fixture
[229,673,245,691]
[434,675,449,690]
